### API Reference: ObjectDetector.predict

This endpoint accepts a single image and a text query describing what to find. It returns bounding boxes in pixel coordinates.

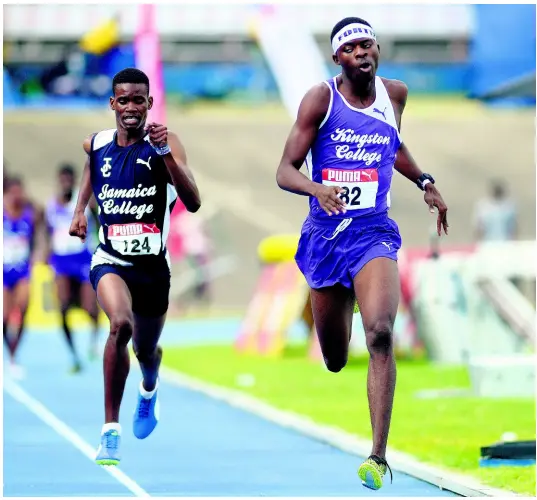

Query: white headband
[332,23,376,54]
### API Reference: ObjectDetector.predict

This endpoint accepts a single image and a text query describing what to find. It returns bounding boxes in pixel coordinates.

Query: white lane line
[4,380,151,498]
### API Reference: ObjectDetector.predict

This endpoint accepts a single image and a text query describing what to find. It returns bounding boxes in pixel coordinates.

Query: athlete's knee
[365,320,394,355]
[324,354,348,373]
[109,313,134,346]
[317,325,350,373]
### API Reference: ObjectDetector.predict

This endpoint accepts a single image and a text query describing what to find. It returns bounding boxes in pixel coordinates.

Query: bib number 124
[123,237,151,254]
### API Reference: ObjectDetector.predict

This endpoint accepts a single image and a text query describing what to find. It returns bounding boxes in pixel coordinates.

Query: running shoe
[358,455,393,490]
[133,379,160,439]
[95,429,121,466]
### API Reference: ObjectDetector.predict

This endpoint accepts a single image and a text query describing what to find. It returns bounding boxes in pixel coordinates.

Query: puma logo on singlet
[136,157,152,170]
[382,241,392,251]
[373,107,387,120]
[142,224,158,233]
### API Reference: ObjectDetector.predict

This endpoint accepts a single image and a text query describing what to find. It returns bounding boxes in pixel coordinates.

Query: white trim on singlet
[161,183,178,251]
[305,150,314,180]
[98,225,105,246]
[162,184,178,271]
[92,130,153,152]
[92,129,116,151]
[318,81,334,130]
[374,78,402,142]
[90,247,134,269]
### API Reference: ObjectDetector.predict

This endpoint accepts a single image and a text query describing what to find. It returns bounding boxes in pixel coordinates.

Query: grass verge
[163,344,535,495]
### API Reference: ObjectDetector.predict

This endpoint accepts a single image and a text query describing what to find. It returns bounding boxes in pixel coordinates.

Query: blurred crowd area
[3,4,535,313]
[4,4,534,105]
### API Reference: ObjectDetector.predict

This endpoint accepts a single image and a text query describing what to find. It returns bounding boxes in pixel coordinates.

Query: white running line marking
[4,380,151,498]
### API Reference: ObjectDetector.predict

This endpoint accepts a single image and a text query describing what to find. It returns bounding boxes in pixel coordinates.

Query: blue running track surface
[3,327,460,497]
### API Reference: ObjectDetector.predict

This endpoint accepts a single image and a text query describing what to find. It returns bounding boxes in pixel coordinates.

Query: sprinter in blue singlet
[276,17,449,490]
[69,68,201,466]
[45,164,101,372]
[3,176,45,376]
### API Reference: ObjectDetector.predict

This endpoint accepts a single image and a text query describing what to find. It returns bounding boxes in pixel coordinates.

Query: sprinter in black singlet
[69,68,201,466]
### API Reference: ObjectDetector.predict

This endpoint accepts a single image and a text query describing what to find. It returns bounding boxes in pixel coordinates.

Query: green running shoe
[358,455,393,490]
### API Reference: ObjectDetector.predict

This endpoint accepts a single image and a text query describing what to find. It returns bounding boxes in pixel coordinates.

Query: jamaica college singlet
[89,129,178,270]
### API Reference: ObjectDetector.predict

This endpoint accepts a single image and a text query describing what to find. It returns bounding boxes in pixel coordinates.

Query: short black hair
[5,174,23,191]
[491,179,506,198]
[112,68,150,95]
[330,17,372,43]
[58,164,75,177]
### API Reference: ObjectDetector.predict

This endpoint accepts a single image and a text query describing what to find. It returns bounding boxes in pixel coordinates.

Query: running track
[3,323,459,497]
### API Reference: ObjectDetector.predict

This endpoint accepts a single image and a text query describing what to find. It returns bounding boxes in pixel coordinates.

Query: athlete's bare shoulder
[305,81,332,101]
[83,133,97,155]
[297,81,332,127]
[381,77,408,111]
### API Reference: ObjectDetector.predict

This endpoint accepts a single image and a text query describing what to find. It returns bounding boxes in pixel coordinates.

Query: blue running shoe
[95,429,121,466]
[133,379,160,439]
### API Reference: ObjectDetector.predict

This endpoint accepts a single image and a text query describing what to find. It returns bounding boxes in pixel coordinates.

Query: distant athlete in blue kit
[3,176,45,376]
[69,68,201,466]
[276,17,448,490]
[45,164,101,373]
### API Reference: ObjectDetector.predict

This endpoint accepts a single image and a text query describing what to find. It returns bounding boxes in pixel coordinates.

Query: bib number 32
[108,223,161,256]
[322,168,379,210]
[338,186,362,206]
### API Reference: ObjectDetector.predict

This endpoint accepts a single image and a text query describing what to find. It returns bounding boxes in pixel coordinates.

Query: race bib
[108,223,162,256]
[4,234,30,266]
[322,168,378,210]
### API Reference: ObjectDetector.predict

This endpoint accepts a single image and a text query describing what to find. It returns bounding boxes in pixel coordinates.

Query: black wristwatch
[417,173,435,191]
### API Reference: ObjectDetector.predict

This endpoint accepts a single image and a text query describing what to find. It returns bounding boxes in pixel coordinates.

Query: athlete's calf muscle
[310,284,355,372]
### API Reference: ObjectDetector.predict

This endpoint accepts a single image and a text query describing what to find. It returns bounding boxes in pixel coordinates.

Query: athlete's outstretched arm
[387,80,449,235]
[276,84,347,216]
[73,159,92,213]
[74,135,95,214]
[395,145,448,235]
[69,134,95,241]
